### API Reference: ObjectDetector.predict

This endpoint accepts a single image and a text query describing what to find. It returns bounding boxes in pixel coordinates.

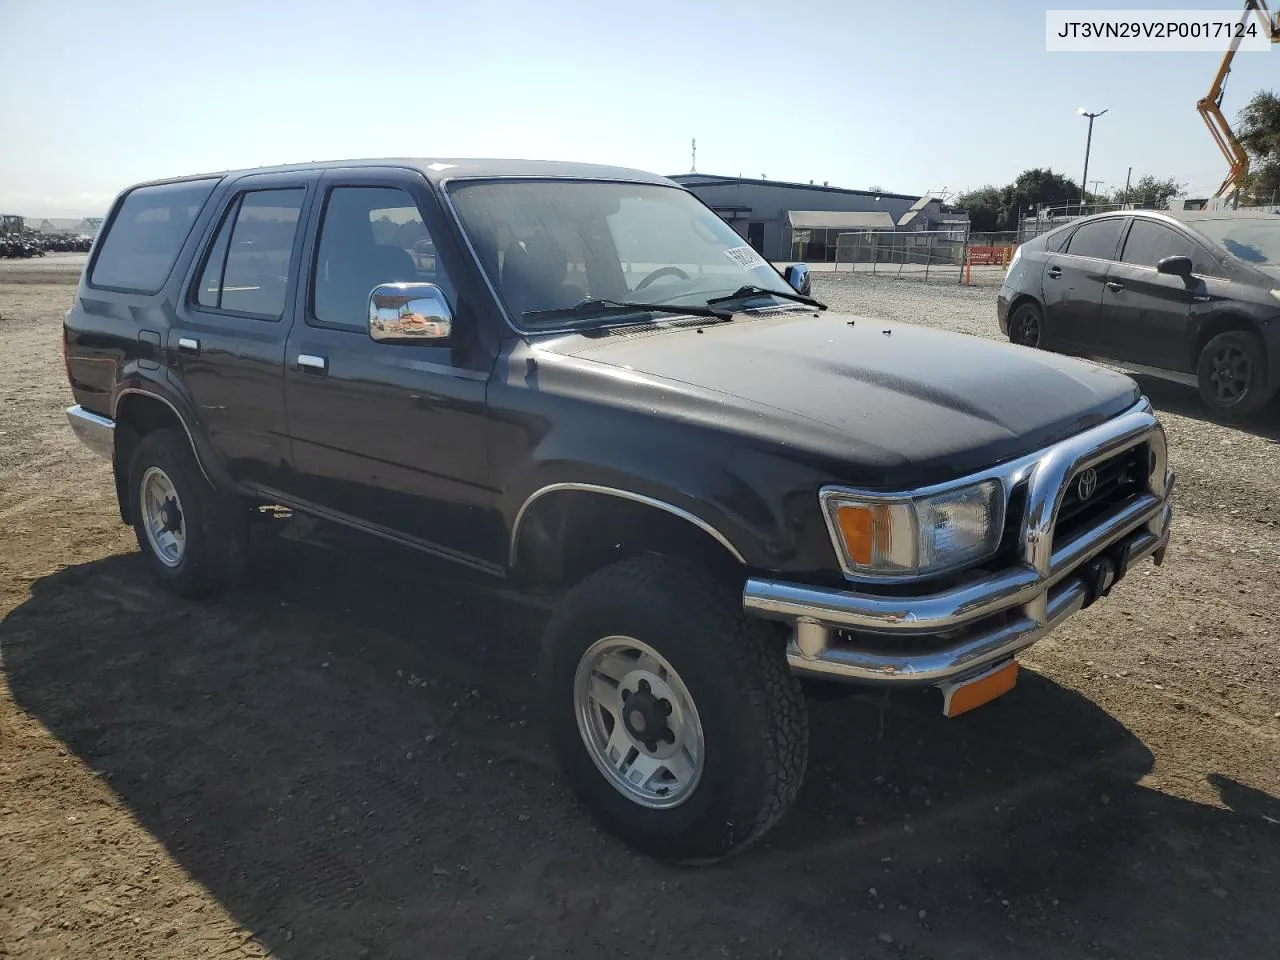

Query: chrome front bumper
[66,405,115,460]
[743,400,1174,686]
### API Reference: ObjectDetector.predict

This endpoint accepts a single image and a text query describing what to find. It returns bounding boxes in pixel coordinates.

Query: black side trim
[244,484,504,577]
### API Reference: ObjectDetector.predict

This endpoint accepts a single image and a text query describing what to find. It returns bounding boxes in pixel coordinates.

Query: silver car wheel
[573,635,705,809]
[140,466,186,567]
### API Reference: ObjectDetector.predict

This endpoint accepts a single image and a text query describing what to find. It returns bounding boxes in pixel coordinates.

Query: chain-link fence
[833,230,963,278]
[830,229,1014,286]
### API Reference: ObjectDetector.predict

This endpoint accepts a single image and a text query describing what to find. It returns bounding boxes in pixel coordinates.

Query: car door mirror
[1156,255,1193,279]
[369,282,452,344]
[784,263,812,296]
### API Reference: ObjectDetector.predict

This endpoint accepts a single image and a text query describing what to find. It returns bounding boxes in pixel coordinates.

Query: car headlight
[821,480,1005,579]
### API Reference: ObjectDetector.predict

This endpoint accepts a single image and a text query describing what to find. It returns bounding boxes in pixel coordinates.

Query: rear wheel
[1196,330,1274,416]
[540,555,808,862]
[128,429,247,598]
[1008,300,1044,348]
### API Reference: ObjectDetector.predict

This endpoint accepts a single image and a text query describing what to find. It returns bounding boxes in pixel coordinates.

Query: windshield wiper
[706,285,827,310]
[522,297,732,323]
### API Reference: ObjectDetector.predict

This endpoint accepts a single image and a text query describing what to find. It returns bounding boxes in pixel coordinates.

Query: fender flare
[112,386,229,489]
[508,482,748,569]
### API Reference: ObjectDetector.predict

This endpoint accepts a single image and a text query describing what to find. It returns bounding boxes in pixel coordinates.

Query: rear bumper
[743,400,1174,686]
[66,405,114,460]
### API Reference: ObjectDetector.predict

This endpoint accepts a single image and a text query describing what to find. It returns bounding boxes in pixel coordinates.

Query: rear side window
[90,179,219,293]
[1065,219,1123,260]
[194,189,305,318]
[1121,219,1218,275]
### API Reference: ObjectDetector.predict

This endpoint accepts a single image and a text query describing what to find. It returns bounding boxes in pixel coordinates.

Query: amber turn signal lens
[943,660,1019,717]
[836,504,876,565]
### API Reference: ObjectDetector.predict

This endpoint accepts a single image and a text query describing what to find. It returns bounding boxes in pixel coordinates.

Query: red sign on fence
[966,245,1014,266]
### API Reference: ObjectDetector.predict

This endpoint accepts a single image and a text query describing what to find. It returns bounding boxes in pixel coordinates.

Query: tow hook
[1080,555,1118,609]
[1081,546,1131,609]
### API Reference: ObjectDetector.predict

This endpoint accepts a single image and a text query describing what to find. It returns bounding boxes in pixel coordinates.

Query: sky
[2,0,1279,217]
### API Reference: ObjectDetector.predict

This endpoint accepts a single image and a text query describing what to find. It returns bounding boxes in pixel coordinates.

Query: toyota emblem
[1076,467,1098,501]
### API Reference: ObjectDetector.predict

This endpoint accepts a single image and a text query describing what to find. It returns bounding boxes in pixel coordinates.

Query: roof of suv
[129,158,677,191]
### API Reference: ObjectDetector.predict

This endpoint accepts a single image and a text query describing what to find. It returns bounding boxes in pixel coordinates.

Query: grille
[1054,443,1148,543]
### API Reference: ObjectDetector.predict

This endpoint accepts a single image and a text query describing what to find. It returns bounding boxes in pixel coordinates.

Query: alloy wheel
[1208,344,1252,404]
[573,635,705,809]
[1013,306,1041,347]
[140,466,186,567]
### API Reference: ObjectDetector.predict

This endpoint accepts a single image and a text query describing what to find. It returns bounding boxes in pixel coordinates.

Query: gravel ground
[1,263,1278,959]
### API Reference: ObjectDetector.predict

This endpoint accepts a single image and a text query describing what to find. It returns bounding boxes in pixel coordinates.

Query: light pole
[1078,107,1108,211]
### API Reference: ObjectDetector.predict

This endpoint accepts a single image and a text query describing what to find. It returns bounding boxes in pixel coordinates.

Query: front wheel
[1196,330,1274,416]
[540,556,808,862]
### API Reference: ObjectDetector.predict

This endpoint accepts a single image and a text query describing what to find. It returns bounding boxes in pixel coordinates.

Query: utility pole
[690,138,697,174]
[1123,166,1132,203]
[1078,108,1109,212]
[1089,179,1104,198]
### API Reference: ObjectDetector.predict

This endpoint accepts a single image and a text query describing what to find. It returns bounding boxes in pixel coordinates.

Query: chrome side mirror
[369,282,452,344]
[784,263,811,296]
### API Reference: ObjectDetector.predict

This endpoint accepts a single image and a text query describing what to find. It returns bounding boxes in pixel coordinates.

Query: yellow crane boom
[1198,0,1280,198]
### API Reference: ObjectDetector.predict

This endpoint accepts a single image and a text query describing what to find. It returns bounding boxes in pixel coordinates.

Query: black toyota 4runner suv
[64,159,1175,861]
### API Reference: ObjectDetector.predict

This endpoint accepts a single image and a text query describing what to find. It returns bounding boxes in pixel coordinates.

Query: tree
[954,186,1002,232]
[1237,90,1280,160]
[1243,160,1280,204]
[1236,91,1280,202]
[956,169,1082,233]
[1110,175,1183,207]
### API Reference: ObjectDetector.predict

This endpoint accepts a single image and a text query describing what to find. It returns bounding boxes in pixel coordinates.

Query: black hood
[536,310,1141,486]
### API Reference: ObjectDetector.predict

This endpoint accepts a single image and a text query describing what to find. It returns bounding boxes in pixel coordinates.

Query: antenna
[690,138,697,174]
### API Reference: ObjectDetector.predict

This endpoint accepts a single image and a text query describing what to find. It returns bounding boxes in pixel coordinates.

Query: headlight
[821,480,1005,579]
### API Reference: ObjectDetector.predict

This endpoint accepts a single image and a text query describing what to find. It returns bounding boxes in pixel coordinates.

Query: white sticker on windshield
[723,244,768,271]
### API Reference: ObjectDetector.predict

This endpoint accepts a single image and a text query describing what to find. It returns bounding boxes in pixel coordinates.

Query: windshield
[1189,217,1280,267]
[447,179,797,330]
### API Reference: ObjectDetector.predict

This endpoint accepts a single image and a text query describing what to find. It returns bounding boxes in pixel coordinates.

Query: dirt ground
[2,257,1278,960]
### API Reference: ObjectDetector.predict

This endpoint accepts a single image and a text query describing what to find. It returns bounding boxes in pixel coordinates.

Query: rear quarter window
[1043,228,1071,253]
[90,179,220,293]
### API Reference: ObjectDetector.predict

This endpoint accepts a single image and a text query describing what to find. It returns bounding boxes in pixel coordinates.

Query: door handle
[1105,281,1125,292]
[297,354,328,375]
[177,337,200,355]
[1192,294,1211,303]
[1046,267,1062,279]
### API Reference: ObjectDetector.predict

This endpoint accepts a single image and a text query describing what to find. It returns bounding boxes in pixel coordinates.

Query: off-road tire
[540,555,808,862]
[128,429,246,598]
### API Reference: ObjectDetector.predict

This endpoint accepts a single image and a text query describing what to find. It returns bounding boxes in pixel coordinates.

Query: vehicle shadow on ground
[3,536,1277,959]
[1130,373,1280,442]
